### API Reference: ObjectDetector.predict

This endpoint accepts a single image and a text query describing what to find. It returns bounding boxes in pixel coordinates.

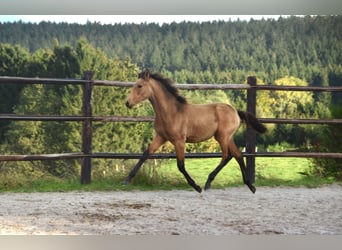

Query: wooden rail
[1,152,341,162]
[1,73,342,184]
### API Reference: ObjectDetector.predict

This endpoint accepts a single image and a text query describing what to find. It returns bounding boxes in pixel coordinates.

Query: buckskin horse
[125,69,266,193]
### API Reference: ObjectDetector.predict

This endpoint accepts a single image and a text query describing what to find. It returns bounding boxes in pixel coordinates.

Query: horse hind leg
[204,136,232,190]
[204,154,233,190]
[235,157,256,193]
[229,140,256,194]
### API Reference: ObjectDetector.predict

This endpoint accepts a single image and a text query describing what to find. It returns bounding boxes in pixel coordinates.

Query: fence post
[246,76,257,183]
[81,71,93,184]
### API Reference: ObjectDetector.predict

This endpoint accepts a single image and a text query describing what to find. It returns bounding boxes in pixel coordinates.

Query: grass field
[0,157,337,193]
[152,157,334,189]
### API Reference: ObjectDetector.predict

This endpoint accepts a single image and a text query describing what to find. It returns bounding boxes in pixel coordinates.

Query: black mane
[138,69,187,104]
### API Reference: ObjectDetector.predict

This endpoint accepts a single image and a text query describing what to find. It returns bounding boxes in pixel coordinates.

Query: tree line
[0,16,341,183]
[0,16,341,85]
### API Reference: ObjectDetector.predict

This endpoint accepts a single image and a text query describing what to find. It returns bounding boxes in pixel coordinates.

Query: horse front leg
[175,141,202,193]
[124,135,165,185]
[124,149,149,185]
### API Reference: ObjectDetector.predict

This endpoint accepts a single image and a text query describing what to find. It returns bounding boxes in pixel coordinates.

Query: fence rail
[1,152,341,162]
[2,115,342,124]
[1,73,342,184]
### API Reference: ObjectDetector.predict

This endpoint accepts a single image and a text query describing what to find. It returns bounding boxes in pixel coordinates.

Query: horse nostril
[125,101,131,108]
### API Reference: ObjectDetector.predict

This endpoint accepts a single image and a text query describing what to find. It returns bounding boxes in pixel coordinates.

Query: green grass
[0,158,338,193]
[156,157,336,189]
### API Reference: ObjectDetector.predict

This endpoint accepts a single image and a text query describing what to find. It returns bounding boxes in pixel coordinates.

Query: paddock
[1,74,342,235]
[1,73,342,184]
[1,185,341,235]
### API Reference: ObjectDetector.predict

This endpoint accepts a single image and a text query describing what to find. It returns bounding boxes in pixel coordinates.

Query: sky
[0,15,284,25]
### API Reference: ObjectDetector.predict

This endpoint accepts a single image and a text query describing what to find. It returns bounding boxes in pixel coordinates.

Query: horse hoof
[194,185,202,193]
[204,182,211,190]
[123,179,130,185]
[249,185,256,194]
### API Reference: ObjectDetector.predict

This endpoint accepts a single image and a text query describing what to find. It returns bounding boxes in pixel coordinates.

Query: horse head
[126,69,153,108]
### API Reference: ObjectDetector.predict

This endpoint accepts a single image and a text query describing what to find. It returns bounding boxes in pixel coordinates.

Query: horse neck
[148,80,183,120]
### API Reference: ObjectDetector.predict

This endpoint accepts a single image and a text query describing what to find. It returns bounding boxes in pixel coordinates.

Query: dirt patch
[0,185,341,235]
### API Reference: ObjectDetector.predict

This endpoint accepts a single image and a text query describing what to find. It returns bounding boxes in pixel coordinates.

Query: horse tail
[237,110,267,134]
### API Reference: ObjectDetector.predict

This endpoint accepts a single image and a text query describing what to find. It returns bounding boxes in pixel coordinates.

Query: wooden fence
[1,72,342,184]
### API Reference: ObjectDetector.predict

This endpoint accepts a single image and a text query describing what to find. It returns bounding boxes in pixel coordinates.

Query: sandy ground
[0,185,341,235]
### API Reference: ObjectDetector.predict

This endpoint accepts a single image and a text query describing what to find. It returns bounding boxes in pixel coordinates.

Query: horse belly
[185,111,218,143]
[186,132,214,143]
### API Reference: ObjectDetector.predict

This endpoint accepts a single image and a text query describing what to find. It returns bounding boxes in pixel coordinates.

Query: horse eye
[137,84,143,88]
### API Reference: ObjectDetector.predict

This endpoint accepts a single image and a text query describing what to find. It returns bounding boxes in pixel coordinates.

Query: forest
[0,15,341,184]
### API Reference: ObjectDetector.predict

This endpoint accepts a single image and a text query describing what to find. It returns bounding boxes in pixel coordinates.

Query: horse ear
[144,69,150,79]
[138,69,151,79]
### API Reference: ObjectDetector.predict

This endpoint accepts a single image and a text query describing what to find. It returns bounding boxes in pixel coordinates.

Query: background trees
[0,40,143,181]
[1,16,341,84]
